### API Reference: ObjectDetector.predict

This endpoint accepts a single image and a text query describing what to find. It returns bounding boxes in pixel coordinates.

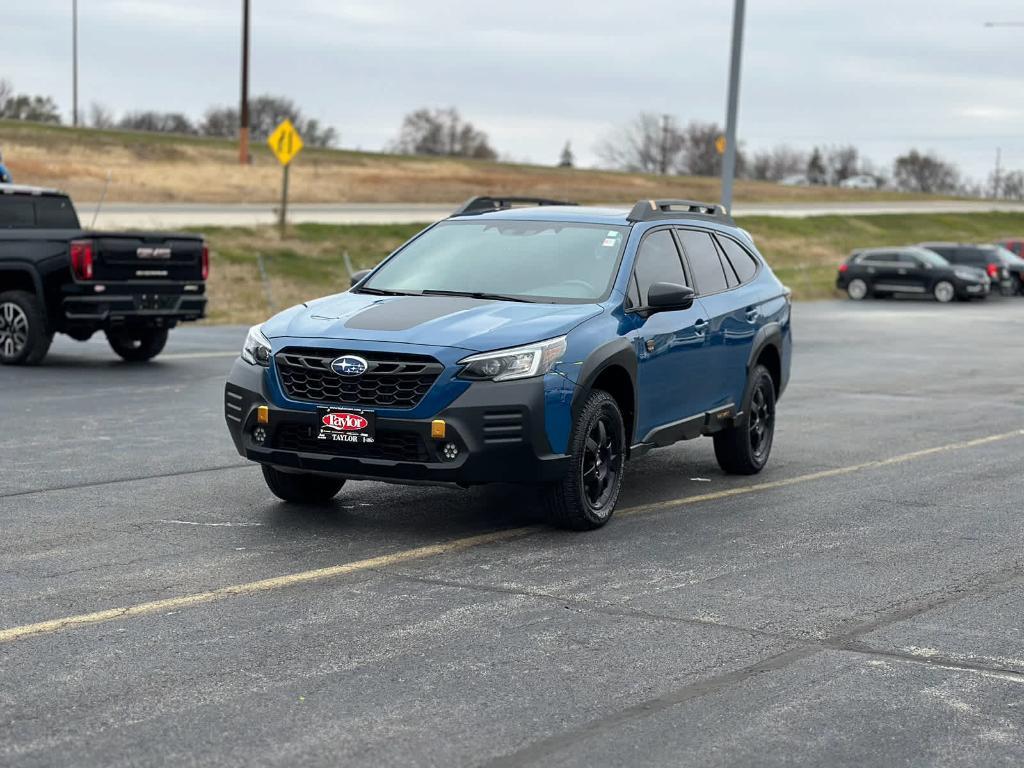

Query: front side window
[363,220,628,303]
[678,229,728,294]
[632,230,686,305]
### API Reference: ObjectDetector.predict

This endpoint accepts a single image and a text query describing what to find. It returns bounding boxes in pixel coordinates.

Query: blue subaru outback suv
[225,197,792,530]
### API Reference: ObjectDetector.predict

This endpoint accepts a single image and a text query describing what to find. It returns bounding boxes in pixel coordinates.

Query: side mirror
[646,282,695,313]
[350,268,372,288]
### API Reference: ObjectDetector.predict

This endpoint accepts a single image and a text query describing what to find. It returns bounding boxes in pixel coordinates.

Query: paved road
[1,299,1024,766]
[79,200,1024,229]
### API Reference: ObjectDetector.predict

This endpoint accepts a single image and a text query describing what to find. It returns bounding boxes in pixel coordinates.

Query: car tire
[714,364,776,475]
[0,290,52,366]
[261,465,346,504]
[846,279,870,301]
[106,328,169,362]
[542,390,625,531]
[933,280,956,303]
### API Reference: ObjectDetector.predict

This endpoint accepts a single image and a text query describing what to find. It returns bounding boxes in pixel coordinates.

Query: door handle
[693,318,708,335]
[745,308,759,322]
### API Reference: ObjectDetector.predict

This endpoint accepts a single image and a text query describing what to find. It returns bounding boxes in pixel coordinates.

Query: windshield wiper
[354,286,416,297]
[419,289,536,303]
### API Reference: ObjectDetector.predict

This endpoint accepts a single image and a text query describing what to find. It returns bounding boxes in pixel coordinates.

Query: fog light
[442,442,459,461]
[253,426,267,445]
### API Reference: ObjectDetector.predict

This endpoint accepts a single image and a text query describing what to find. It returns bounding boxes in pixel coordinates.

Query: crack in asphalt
[482,563,1024,767]
[0,462,252,500]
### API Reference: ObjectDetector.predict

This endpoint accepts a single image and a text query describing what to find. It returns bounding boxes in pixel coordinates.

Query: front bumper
[224,358,572,486]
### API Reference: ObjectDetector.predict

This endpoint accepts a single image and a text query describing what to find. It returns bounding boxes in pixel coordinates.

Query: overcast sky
[7,0,1024,180]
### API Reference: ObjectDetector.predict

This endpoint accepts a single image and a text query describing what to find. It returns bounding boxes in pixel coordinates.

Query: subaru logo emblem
[330,355,369,377]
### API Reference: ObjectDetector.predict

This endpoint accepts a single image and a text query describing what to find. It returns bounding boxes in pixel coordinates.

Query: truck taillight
[987,263,999,278]
[70,240,94,280]
[201,245,210,281]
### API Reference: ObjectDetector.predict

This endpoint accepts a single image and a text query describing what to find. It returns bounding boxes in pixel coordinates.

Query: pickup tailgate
[87,233,205,282]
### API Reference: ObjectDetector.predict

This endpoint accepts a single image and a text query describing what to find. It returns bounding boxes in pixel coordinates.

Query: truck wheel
[542,390,625,530]
[262,465,346,504]
[714,364,776,475]
[106,328,169,362]
[0,290,52,366]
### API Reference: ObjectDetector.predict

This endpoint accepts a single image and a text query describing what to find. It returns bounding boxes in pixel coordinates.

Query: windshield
[361,220,629,303]
[913,248,950,267]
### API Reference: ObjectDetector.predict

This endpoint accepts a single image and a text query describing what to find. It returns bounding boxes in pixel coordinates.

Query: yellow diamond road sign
[715,135,727,155]
[268,119,303,166]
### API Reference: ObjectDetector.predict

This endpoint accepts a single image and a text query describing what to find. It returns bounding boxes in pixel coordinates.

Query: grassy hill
[1,119,941,205]
[197,212,1024,324]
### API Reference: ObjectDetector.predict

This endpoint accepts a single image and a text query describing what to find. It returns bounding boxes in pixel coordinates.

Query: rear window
[0,195,79,228]
[718,236,759,283]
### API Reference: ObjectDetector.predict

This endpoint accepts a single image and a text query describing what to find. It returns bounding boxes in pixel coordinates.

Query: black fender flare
[570,337,639,443]
[747,321,785,397]
[0,262,45,298]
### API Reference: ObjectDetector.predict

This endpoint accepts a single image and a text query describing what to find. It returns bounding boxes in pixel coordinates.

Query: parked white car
[839,174,879,190]
[778,174,810,187]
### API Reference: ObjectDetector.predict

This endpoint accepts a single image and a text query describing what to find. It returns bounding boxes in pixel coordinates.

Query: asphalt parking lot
[2,298,1023,767]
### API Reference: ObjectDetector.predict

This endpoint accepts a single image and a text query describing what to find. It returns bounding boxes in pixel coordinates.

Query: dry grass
[1,119,940,205]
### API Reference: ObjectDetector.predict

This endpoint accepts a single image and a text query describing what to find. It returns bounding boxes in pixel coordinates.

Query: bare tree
[201,96,336,147]
[824,145,859,185]
[893,149,960,194]
[88,102,116,129]
[597,113,684,175]
[680,120,734,177]
[747,145,806,181]
[118,111,197,135]
[993,169,1024,200]
[391,108,496,160]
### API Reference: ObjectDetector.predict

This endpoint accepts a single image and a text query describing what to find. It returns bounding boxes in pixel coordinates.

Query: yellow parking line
[1,428,1021,645]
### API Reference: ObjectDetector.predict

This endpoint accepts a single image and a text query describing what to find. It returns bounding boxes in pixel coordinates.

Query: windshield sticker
[602,237,618,247]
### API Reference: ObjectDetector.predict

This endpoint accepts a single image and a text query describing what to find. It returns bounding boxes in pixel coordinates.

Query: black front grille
[273,423,429,462]
[276,348,444,408]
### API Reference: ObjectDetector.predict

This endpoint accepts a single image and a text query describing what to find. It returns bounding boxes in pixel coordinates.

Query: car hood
[262,291,603,352]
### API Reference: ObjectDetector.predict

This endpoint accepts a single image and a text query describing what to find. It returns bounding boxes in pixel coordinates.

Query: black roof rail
[450,196,578,217]
[627,199,733,224]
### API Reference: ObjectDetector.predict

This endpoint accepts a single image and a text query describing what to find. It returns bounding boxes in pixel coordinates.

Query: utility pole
[720,0,746,212]
[72,0,79,127]
[239,0,251,164]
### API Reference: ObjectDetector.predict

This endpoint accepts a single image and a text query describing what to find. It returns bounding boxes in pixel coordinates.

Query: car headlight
[458,336,567,382]
[954,269,981,282]
[241,325,272,366]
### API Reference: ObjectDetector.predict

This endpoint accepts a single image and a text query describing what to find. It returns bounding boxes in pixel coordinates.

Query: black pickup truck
[0,184,207,365]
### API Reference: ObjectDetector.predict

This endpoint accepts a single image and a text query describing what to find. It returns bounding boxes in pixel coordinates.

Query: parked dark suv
[919,243,1016,296]
[837,247,989,302]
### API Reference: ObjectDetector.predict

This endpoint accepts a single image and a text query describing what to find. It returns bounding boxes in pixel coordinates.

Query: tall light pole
[720,0,746,212]
[72,0,79,126]
[239,0,251,164]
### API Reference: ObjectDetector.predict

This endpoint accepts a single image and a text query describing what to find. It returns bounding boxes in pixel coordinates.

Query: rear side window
[677,229,728,294]
[35,196,79,228]
[0,197,36,228]
[717,236,759,283]
[633,230,686,304]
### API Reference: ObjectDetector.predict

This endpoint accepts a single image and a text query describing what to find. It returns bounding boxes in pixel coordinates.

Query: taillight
[201,244,210,281]
[838,263,848,273]
[70,240,94,280]
[987,263,999,278]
